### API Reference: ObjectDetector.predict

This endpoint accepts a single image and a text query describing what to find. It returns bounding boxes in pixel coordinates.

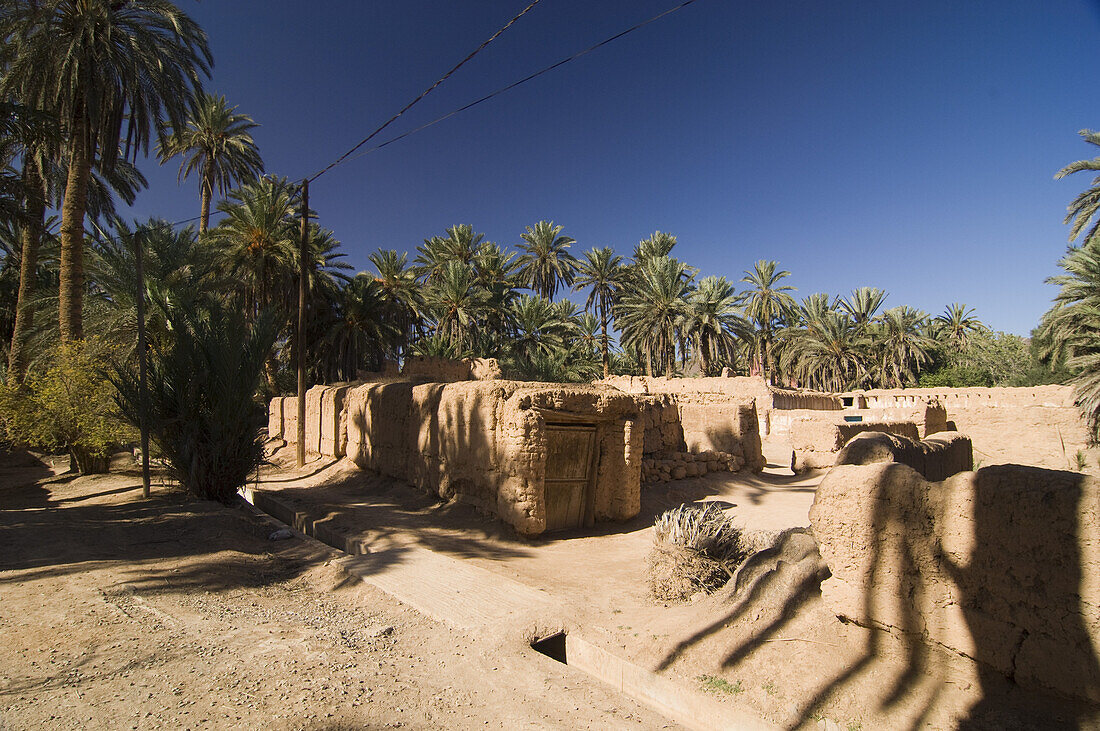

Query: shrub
[0,339,134,473]
[112,301,277,502]
[648,502,745,602]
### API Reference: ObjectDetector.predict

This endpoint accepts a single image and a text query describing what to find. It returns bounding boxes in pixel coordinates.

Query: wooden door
[543,424,597,531]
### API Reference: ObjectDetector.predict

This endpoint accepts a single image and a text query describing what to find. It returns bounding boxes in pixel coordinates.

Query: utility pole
[134,228,151,498]
[296,180,309,467]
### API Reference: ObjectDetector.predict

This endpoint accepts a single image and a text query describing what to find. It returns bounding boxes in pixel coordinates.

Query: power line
[331,0,702,171]
[307,0,543,184]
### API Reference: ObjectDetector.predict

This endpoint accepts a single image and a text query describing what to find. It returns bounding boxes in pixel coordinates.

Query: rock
[671,465,687,480]
[267,528,295,541]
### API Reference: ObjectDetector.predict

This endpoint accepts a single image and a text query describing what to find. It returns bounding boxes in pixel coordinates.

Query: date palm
[426,260,488,356]
[473,242,521,354]
[517,220,577,301]
[574,247,622,378]
[686,276,750,376]
[208,177,297,319]
[1055,129,1100,246]
[783,311,869,392]
[838,287,887,330]
[875,306,933,388]
[157,93,264,233]
[740,260,797,382]
[2,0,211,341]
[615,256,693,376]
[369,249,422,359]
[1040,240,1100,437]
[935,302,985,350]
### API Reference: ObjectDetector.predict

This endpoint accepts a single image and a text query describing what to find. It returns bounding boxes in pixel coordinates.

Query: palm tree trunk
[199,177,212,234]
[59,115,92,342]
[600,300,610,379]
[9,158,44,381]
[700,331,711,377]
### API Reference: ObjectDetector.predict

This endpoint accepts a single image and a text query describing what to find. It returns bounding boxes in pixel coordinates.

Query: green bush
[0,339,134,473]
[112,301,277,502]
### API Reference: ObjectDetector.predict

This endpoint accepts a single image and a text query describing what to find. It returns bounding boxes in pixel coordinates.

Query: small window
[841,396,854,407]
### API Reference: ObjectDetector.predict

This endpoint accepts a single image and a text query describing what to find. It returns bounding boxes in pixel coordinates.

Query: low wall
[602,374,832,442]
[845,386,1088,469]
[810,463,1100,704]
[343,380,641,535]
[400,355,502,382]
[789,418,920,471]
[268,384,352,458]
[629,392,765,476]
[835,431,973,481]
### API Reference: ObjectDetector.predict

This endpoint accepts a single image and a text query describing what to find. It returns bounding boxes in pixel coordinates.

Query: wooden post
[134,228,151,498]
[296,180,309,467]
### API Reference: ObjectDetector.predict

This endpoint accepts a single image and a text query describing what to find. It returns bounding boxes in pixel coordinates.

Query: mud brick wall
[790,418,920,471]
[847,386,1089,469]
[811,463,1100,704]
[342,380,641,535]
[835,430,973,481]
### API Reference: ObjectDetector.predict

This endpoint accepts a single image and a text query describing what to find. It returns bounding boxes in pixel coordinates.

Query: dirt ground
[4,442,1097,730]
[246,441,1099,731]
[0,451,676,730]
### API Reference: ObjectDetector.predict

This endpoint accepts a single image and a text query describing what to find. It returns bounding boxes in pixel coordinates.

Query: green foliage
[0,339,133,473]
[112,300,277,502]
[697,675,743,695]
[653,502,744,564]
[919,330,1067,388]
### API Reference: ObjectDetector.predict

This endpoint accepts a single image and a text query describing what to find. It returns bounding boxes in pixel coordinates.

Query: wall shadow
[651,463,1100,729]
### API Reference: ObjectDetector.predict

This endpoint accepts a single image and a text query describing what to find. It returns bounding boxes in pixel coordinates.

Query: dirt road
[0,454,675,730]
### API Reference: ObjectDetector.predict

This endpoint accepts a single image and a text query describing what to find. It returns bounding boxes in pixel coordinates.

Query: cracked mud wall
[343,380,640,534]
[790,418,920,471]
[848,386,1089,469]
[811,462,1100,704]
[834,430,973,481]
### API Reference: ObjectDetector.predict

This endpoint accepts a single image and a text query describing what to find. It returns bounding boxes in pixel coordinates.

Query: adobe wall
[810,463,1100,704]
[400,355,502,382]
[343,380,641,535]
[602,374,822,444]
[834,430,973,481]
[268,384,352,458]
[846,386,1089,469]
[790,418,920,472]
[625,391,765,479]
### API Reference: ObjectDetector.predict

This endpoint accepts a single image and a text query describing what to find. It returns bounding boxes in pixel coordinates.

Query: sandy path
[0,454,677,730]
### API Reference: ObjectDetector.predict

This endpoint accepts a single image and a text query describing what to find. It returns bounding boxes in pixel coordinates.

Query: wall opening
[531,632,568,664]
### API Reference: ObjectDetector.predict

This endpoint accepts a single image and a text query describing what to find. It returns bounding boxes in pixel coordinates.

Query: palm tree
[574,246,622,378]
[839,286,888,330]
[2,0,211,341]
[1,101,58,380]
[517,220,577,300]
[1040,240,1100,437]
[686,276,750,376]
[324,274,400,380]
[1055,129,1100,246]
[369,249,422,359]
[633,231,678,262]
[875,306,934,388]
[157,92,264,233]
[740,260,797,382]
[208,177,297,318]
[615,256,693,376]
[425,260,488,356]
[935,302,985,350]
[509,294,567,367]
[783,311,869,392]
[473,242,520,356]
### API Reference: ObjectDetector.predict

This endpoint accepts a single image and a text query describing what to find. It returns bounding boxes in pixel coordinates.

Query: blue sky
[122,0,1100,336]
